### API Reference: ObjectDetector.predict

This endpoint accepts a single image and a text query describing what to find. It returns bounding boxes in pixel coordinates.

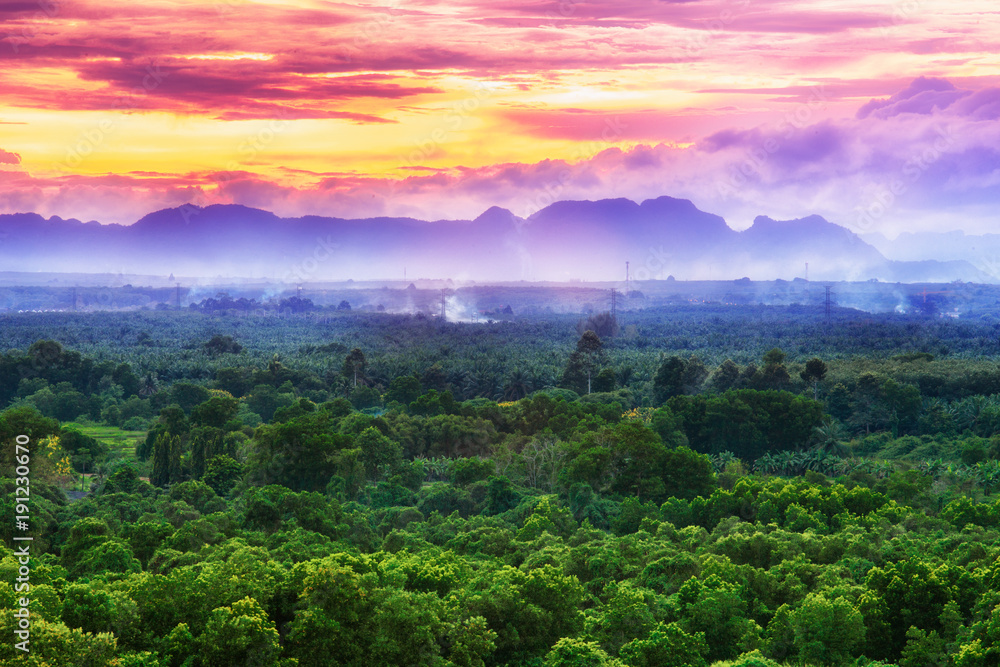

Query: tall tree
[759,348,792,390]
[800,357,828,400]
[562,331,604,394]
[151,433,179,487]
[654,357,686,404]
[169,434,183,485]
[343,348,367,388]
[710,359,741,393]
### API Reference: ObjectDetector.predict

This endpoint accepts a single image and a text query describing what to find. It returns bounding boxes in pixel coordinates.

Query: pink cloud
[9,78,997,240]
[0,148,20,164]
[0,0,932,123]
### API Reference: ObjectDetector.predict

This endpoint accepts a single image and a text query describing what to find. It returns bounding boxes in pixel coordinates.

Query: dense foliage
[4,306,1000,665]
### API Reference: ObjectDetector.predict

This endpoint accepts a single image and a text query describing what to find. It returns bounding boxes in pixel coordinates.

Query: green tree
[467,564,584,664]
[203,454,243,496]
[661,446,716,501]
[800,357,828,400]
[710,359,741,392]
[343,348,367,387]
[654,356,686,404]
[900,625,948,667]
[61,585,116,634]
[758,348,791,390]
[386,375,422,405]
[589,582,655,654]
[826,383,851,421]
[882,378,922,436]
[248,411,354,492]
[190,396,239,429]
[673,574,758,662]
[563,331,605,395]
[169,382,211,413]
[0,405,60,475]
[199,596,281,667]
[608,421,669,501]
[619,621,709,667]
[593,367,617,393]
[151,433,180,487]
[204,334,242,356]
[357,426,402,479]
[811,418,850,456]
[543,637,621,667]
[113,362,142,397]
[669,389,823,460]
[778,594,865,666]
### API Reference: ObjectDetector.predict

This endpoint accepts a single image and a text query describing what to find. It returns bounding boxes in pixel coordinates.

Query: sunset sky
[1,0,1000,236]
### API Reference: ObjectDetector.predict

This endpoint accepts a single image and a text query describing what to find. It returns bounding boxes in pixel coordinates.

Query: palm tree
[503,369,531,402]
[871,461,896,479]
[754,453,779,475]
[139,372,159,397]
[978,460,1000,495]
[811,419,851,457]
[774,451,798,476]
[832,457,860,477]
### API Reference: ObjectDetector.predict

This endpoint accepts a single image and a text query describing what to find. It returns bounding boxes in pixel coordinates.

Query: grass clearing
[63,422,146,462]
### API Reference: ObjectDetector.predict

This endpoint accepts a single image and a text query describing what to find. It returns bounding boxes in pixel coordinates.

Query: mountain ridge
[0,198,990,283]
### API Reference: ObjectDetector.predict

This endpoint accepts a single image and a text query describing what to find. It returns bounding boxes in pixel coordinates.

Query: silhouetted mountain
[862,230,1000,281]
[0,199,989,282]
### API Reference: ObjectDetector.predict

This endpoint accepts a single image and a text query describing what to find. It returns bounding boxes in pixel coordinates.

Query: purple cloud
[953,88,1000,121]
[857,76,970,119]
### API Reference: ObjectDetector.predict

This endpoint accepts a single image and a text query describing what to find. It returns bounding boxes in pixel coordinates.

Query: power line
[623,261,630,328]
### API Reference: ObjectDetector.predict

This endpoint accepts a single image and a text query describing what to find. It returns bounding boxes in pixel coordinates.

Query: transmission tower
[623,261,630,327]
[824,285,833,318]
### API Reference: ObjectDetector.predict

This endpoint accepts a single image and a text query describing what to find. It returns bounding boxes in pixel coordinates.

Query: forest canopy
[3,306,1000,665]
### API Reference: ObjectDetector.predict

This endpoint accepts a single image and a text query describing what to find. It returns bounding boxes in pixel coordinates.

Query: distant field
[64,423,145,462]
